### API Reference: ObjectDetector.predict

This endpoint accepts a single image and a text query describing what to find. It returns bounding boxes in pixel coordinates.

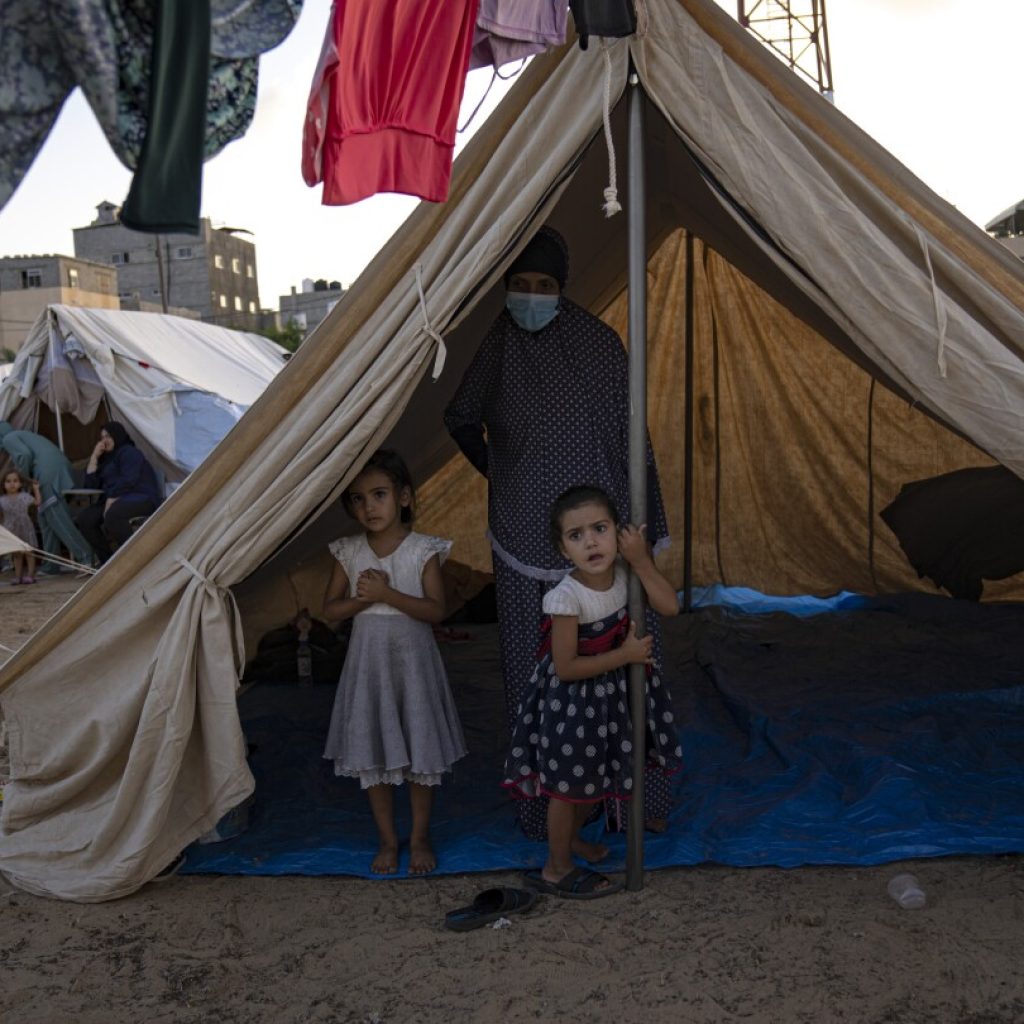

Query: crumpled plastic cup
[887,872,926,909]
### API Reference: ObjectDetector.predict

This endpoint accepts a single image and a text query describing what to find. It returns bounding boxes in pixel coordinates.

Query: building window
[248,300,257,314]
[246,263,254,278]
[111,252,130,265]
[234,295,243,311]
[214,254,225,269]
[67,268,79,288]
[176,246,193,259]
[21,269,42,288]
[231,257,241,274]
[219,294,228,308]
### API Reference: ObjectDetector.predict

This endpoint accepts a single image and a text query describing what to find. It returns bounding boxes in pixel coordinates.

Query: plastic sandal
[522,866,623,900]
[444,886,538,931]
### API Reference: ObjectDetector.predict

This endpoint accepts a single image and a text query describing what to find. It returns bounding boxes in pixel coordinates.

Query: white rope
[414,263,447,381]
[600,41,622,218]
[175,555,245,673]
[915,225,949,379]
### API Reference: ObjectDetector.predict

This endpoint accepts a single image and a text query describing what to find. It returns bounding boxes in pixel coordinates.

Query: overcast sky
[1,0,1021,310]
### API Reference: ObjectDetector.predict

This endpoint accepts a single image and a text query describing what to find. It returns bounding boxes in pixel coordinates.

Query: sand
[3,573,1024,1023]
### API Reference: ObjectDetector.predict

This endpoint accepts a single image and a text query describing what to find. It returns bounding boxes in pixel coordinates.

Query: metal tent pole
[682,231,695,612]
[625,67,648,893]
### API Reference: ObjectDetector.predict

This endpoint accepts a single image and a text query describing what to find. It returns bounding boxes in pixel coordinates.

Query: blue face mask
[506,292,560,332]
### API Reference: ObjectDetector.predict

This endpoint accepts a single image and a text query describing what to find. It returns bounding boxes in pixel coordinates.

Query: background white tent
[0,305,287,485]
[1,0,1023,901]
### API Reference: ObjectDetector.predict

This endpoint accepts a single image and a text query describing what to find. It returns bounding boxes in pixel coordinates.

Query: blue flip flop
[443,886,538,932]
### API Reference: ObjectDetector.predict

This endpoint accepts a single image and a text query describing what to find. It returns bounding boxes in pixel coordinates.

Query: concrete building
[73,201,262,330]
[278,278,346,336]
[985,200,1024,259]
[0,254,119,354]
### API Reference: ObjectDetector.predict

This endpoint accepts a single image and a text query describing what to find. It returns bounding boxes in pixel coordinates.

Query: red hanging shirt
[303,0,480,205]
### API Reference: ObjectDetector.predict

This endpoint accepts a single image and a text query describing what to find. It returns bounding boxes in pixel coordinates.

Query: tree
[254,320,305,354]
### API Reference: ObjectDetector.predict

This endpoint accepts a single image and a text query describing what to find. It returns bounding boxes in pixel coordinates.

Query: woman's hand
[618,523,652,568]
[618,621,653,666]
[355,568,391,604]
[91,440,107,461]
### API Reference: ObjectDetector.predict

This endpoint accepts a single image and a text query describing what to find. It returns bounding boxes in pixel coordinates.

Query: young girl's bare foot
[645,817,668,834]
[571,836,609,864]
[371,841,399,874]
[409,836,436,874]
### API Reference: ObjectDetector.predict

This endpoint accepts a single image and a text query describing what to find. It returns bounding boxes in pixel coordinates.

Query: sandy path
[2,571,1024,1022]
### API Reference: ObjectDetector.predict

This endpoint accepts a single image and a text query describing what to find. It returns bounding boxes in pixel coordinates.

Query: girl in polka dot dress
[503,485,683,898]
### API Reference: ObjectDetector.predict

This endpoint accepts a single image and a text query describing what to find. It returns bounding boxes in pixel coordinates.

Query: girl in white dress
[323,449,466,875]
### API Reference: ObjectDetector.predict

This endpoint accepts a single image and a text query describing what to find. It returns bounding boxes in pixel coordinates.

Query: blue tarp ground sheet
[182,589,1024,879]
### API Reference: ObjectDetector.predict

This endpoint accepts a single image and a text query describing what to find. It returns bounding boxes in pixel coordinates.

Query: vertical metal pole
[681,232,695,612]
[625,67,648,893]
[55,405,65,453]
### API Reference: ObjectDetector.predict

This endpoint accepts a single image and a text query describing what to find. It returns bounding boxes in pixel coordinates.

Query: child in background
[504,485,683,899]
[323,449,467,875]
[1,470,41,584]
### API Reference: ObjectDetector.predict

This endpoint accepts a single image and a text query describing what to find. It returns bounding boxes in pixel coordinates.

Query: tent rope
[414,263,448,381]
[600,40,622,218]
[914,226,949,379]
[175,555,245,674]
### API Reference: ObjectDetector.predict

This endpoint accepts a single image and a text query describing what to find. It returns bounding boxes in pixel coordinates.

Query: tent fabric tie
[174,555,245,674]
[600,40,622,218]
[414,263,447,381]
[915,225,949,379]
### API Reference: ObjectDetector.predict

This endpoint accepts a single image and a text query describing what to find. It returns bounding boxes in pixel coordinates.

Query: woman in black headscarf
[444,226,675,841]
[75,421,162,563]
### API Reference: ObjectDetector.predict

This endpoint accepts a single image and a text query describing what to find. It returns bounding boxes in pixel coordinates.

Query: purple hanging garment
[470,0,568,71]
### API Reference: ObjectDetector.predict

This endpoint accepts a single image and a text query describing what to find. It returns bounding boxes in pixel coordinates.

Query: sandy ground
[3,573,1024,1023]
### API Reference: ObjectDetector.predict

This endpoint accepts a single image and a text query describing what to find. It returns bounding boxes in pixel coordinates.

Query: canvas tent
[0,523,31,558]
[1,0,1023,901]
[0,305,287,485]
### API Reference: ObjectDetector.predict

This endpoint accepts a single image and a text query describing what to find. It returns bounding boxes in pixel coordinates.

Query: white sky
[0,0,1021,310]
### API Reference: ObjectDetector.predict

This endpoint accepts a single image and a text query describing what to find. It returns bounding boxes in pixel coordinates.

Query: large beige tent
[2,0,1023,902]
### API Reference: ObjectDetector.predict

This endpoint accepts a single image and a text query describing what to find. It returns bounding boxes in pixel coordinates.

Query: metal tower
[737,1,834,100]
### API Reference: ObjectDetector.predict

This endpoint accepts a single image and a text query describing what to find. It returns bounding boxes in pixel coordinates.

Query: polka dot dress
[445,297,675,839]
[502,567,682,807]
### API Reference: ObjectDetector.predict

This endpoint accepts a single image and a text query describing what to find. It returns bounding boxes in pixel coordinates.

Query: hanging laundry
[303,0,479,206]
[569,0,636,50]
[0,1,301,229]
[470,1,568,72]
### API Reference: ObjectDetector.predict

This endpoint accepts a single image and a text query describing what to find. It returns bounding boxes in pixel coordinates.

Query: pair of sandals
[10,576,36,585]
[444,868,622,931]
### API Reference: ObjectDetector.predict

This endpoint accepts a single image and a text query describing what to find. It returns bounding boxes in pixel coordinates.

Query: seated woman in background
[74,422,162,564]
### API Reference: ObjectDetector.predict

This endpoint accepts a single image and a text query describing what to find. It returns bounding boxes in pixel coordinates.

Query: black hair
[342,448,416,524]
[102,421,133,449]
[2,467,29,491]
[549,485,620,551]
